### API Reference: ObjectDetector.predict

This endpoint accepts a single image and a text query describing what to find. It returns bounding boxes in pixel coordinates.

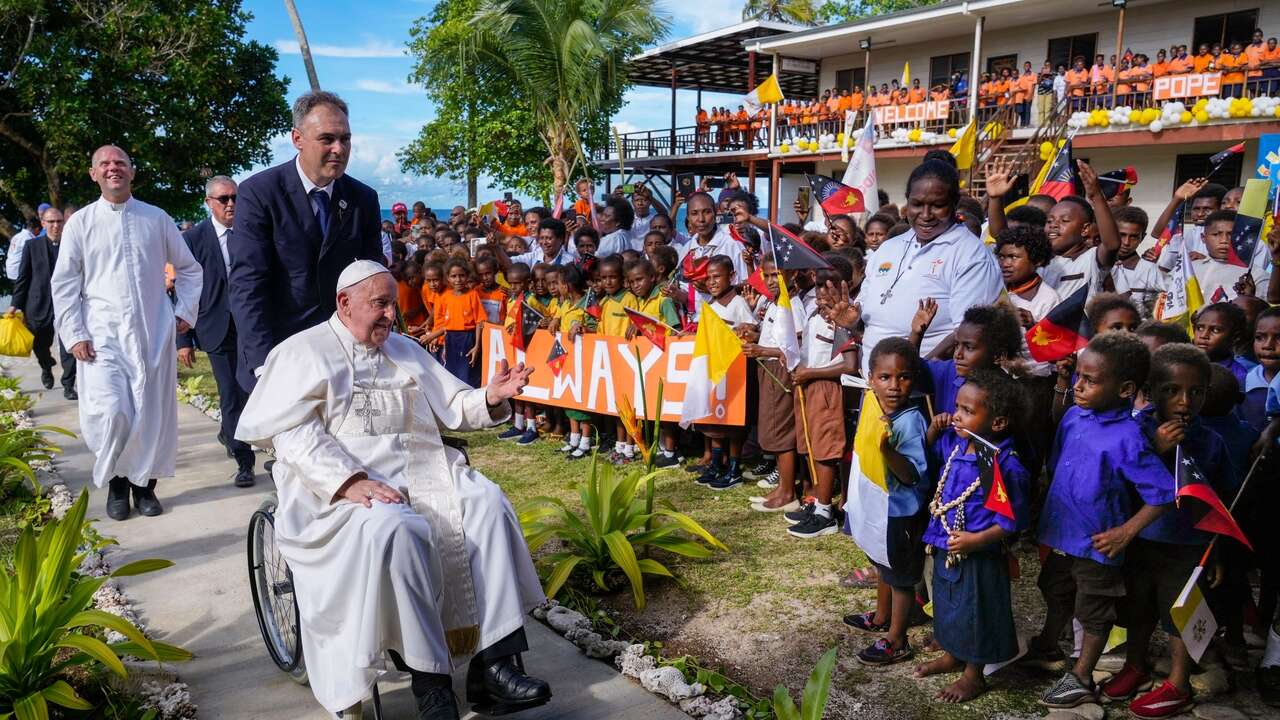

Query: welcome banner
[479,323,746,426]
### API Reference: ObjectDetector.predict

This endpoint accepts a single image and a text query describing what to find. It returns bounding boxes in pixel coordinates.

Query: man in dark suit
[9,206,76,399]
[179,176,256,488]
[229,90,383,391]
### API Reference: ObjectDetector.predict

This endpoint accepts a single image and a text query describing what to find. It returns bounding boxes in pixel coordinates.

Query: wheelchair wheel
[247,497,308,685]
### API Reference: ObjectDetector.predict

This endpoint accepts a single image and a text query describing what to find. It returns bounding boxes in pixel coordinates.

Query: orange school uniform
[1246,43,1266,77]
[907,87,925,103]
[432,290,484,332]
[1066,68,1089,96]
[398,280,427,327]
[476,286,507,325]
[1193,53,1213,73]
[1219,53,1247,84]
[850,91,864,110]
[1014,73,1036,103]
[1151,61,1169,78]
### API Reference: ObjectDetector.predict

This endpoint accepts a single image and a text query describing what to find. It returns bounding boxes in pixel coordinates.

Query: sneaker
[784,499,816,525]
[497,426,524,441]
[616,453,636,465]
[653,452,681,468]
[695,465,723,485]
[1019,644,1068,672]
[1100,664,1152,701]
[707,469,743,491]
[788,510,839,538]
[568,448,591,460]
[743,459,775,481]
[856,638,913,665]
[1128,681,1192,718]
[754,469,780,489]
[516,429,539,445]
[1257,665,1280,707]
[1040,672,1096,708]
[843,611,890,633]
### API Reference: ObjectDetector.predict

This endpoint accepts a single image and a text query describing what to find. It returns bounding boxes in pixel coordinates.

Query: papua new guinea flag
[1025,284,1091,362]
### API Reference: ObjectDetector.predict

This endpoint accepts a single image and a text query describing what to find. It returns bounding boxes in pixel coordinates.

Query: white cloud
[663,0,742,34]
[353,79,422,96]
[274,37,406,58]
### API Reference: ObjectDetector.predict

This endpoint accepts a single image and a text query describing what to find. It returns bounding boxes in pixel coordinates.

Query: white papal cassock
[51,197,202,487]
[235,315,544,714]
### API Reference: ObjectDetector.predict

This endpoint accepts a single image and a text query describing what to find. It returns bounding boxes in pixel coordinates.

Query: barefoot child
[1029,332,1174,708]
[846,337,930,666]
[915,369,1030,703]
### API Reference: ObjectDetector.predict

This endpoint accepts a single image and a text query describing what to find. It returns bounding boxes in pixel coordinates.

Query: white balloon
[1149,120,1163,133]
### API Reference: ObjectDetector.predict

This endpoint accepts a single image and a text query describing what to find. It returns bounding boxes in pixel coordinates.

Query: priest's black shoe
[414,686,460,720]
[217,432,233,458]
[466,655,551,715]
[233,468,255,488]
[63,387,78,401]
[40,369,53,389]
[131,479,163,517]
[106,477,131,520]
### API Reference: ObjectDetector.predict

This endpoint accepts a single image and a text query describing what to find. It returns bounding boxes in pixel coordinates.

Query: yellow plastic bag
[0,314,34,357]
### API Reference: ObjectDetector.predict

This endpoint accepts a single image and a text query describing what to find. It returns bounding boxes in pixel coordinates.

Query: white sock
[614,440,624,453]
[579,436,592,451]
[623,443,635,457]
[1263,627,1280,668]
[660,448,675,458]
[567,432,581,446]
[813,502,832,519]
[513,415,526,430]
[1071,619,1084,657]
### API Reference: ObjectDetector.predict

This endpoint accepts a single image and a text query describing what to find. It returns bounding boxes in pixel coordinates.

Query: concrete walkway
[10,355,688,720]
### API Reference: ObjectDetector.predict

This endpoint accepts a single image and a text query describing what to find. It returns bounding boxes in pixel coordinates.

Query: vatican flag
[1171,565,1217,662]
[901,61,911,88]
[743,73,784,115]
[844,392,891,566]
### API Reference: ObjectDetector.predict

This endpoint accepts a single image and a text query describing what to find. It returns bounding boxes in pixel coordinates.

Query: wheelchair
[247,437,471,720]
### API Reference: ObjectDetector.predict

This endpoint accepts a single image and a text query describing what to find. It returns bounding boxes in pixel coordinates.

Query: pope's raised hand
[486,360,533,406]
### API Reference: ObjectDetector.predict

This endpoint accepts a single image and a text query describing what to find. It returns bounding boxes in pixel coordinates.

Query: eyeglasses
[208,194,237,204]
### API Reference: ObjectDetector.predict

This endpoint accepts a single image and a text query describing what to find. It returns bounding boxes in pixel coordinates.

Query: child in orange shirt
[1263,37,1280,96]
[475,256,507,325]
[418,261,445,340]
[397,261,428,329]
[907,79,925,104]
[573,177,594,220]
[497,263,539,442]
[1014,62,1036,125]
[423,258,484,386]
[1193,44,1213,73]
[1089,54,1113,103]
[1066,57,1090,110]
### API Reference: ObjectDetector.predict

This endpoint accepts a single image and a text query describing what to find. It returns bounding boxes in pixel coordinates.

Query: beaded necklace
[928,441,986,568]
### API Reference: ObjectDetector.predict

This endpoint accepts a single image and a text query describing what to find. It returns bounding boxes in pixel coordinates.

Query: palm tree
[741,0,816,24]
[462,0,668,195]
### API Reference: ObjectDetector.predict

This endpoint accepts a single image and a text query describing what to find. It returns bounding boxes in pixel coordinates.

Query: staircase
[968,95,1074,199]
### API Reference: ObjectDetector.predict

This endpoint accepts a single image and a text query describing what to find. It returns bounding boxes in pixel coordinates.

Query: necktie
[310,188,330,234]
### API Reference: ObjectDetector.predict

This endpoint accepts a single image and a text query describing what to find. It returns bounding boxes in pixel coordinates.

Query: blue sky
[239,0,748,208]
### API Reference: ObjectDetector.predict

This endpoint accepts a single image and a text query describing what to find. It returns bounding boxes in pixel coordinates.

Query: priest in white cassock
[51,144,203,521]
[235,260,550,720]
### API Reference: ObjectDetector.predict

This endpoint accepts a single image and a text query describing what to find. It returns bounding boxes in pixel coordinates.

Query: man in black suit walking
[229,91,384,391]
[9,206,76,399]
[179,176,256,488]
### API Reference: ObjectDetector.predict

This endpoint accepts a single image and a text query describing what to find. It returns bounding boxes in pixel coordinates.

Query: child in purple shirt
[915,304,1023,415]
[1194,302,1258,388]
[1029,332,1174,709]
[913,369,1030,704]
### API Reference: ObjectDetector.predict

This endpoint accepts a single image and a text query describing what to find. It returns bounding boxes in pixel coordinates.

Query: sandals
[840,567,879,588]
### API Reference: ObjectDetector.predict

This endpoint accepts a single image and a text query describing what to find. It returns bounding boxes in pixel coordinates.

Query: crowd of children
[383,142,1280,714]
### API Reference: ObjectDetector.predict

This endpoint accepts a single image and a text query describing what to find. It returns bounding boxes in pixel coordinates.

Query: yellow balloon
[1129,110,1142,123]
[1274,106,1280,118]
[1180,111,1192,124]
[836,132,845,144]
[779,143,791,153]
[1143,108,1160,124]
[959,179,967,189]
[908,129,922,142]
[948,128,958,138]
[1194,109,1210,123]
[1100,117,1110,128]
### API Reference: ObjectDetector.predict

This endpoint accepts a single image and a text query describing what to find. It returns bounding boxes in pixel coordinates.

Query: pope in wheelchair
[237,261,550,719]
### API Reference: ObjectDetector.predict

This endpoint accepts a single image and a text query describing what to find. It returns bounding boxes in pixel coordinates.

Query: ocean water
[381,209,453,222]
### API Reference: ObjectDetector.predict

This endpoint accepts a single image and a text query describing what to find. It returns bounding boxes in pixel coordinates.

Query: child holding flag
[1029,332,1174,708]
[1108,344,1233,717]
[597,256,638,463]
[693,255,757,489]
[913,369,1030,703]
[497,263,539,443]
[623,258,683,468]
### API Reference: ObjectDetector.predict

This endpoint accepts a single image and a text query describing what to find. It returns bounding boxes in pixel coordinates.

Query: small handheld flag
[678,253,712,284]
[767,223,831,270]
[546,335,568,376]
[511,296,543,352]
[1226,179,1271,268]
[1024,285,1091,362]
[806,174,866,215]
[1097,166,1138,201]
[624,307,677,351]
[949,121,977,172]
[900,61,910,88]
[584,289,602,321]
[1207,142,1245,176]
[970,433,1015,521]
[1175,447,1252,550]
[1171,565,1217,663]
[746,267,775,302]
[1037,140,1078,202]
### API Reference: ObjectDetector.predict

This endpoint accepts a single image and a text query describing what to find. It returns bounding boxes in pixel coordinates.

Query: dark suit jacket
[11,236,59,330]
[228,157,383,389]
[178,219,234,352]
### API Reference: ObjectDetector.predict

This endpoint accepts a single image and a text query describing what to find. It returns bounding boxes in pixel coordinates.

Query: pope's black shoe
[234,468,256,488]
[466,655,551,716]
[40,369,53,389]
[106,477,131,520]
[132,479,163,517]
[414,686,460,720]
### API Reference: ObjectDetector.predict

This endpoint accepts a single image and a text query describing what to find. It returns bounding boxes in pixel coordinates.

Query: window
[1047,33,1097,71]
[930,52,970,88]
[835,67,866,92]
[1192,10,1259,51]
[1174,152,1243,190]
[987,54,1018,77]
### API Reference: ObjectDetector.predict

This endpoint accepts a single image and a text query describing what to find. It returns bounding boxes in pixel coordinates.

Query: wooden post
[748,160,757,193]
[670,63,678,156]
[769,53,780,151]
[748,50,757,90]
[1111,6,1125,109]
[769,158,781,223]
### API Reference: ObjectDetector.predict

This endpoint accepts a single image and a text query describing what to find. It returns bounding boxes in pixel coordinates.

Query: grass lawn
[177,353,220,397]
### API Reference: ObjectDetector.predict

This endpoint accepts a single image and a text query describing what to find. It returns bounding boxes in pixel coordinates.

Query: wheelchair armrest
[441,435,470,464]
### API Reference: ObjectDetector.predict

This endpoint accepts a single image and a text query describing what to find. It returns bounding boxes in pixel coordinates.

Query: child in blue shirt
[1194,302,1258,388]
[1103,344,1229,717]
[913,369,1030,703]
[915,304,1024,415]
[1029,332,1175,709]
[844,337,929,666]
[1242,306,1280,433]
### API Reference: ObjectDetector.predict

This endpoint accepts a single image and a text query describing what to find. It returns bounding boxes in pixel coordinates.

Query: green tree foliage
[0,0,291,237]
[399,0,550,205]
[815,0,943,24]
[457,0,669,195]
[742,0,817,25]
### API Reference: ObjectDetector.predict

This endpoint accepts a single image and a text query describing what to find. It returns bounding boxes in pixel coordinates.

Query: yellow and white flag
[743,73,784,115]
[774,274,802,371]
[1171,565,1217,662]
[1154,233,1204,334]
[679,303,743,428]
[901,62,911,88]
[844,392,891,566]
[949,120,977,171]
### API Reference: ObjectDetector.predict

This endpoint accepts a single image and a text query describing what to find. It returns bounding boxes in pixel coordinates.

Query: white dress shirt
[5,228,35,280]
[211,217,232,274]
[295,156,334,217]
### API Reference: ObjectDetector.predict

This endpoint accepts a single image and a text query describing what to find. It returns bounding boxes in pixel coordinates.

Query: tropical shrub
[0,423,73,501]
[771,648,837,720]
[0,490,191,719]
[518,456,727,609]
[0,377,33,415]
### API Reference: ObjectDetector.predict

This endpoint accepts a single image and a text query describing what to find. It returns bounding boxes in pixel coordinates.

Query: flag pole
[770,223,819,484]
[1194,453,1264,568]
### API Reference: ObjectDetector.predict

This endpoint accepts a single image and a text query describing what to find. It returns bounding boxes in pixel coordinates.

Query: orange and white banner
[873,101,950,125]
[480,323,746,425]
[1153,72,1222,101]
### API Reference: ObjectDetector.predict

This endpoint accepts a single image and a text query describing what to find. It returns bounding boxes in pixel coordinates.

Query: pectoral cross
[354,393,381,435]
